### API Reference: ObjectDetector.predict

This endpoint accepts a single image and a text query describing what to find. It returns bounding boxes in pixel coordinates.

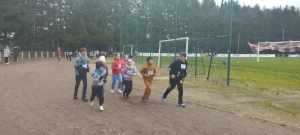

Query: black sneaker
[74,96,78,100]
[81,98,88,102]
[126,96,130,99]
[122,92,126,98]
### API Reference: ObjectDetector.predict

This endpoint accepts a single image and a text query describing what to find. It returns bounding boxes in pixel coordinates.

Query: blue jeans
[74,75,87,99]
[111,74,122,90]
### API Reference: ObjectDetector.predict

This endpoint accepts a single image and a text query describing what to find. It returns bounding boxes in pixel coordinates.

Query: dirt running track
[0,58,300,135]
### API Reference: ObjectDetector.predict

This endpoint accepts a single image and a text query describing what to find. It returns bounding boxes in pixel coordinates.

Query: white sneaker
[99,105,104,111]
[118,89,123,94]
[90,101,93,106]
[110,89,114,93]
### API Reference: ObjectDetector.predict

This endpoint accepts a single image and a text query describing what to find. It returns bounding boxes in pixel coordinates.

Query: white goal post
[158,37,189,67]
[122,44,133,55]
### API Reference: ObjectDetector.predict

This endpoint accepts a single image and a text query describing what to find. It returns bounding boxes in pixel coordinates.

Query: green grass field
[135,56,300,91]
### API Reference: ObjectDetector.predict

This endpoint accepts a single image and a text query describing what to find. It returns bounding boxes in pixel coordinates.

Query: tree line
[1,0,300,53]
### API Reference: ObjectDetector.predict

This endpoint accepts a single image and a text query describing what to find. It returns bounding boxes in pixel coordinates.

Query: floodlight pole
[227,0,233,86]
[150,0,153,57]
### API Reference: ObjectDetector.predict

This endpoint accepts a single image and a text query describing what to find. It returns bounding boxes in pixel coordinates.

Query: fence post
[35,51,37,58]
[22,51,24,59]
[47,52,49,58]
[28,51,30,59]
[41,51,43,58]
[0,52,1,61]
[53,52,55,58]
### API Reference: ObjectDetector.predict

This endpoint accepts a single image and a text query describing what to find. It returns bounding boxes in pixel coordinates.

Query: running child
[110,53,123,93]
[90,61,105,111]
[121,59,136,98]
[140,57,156,103]
[162,52,188,107]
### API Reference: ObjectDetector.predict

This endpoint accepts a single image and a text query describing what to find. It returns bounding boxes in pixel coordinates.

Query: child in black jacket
[162,52,188,107]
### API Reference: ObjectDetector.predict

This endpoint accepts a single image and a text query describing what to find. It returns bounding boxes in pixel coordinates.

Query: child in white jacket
[3,45,10,64]
[90,61,105,111]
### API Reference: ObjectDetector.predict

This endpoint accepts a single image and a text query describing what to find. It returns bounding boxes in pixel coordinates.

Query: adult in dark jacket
[13,46,20,64]
[162,52,188,107]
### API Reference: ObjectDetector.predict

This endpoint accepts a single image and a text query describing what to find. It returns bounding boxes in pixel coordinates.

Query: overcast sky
[214,0,300,9]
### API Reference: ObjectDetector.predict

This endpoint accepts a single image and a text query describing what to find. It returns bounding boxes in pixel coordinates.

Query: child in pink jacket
[121,59,136,98]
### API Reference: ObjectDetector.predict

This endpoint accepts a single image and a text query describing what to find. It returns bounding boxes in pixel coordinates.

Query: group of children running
[73,47,188,111]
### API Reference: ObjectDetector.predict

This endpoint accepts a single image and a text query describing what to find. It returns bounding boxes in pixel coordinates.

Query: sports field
[136,56,300,91]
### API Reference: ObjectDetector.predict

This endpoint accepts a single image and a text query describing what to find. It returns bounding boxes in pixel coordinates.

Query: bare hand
[171,74,176,79]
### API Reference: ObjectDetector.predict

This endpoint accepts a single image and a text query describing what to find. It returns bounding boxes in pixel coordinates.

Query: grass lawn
[135,56,300,92]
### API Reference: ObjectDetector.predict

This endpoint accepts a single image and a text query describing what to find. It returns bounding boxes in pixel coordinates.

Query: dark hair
[114,53,119,57]
[80,47,87,53]
[129,55,134,58]
[146,57,153,62]
[179,52,186,58]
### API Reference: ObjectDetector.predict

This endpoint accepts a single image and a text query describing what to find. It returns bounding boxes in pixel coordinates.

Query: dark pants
[14,56,18,63]
[90,86,104,106]
[69,55,72,61]
[163,77,184,103]
[121,78,125,89]
[74,75,87,99]
[4,57,8,63]
[123,80,132,97]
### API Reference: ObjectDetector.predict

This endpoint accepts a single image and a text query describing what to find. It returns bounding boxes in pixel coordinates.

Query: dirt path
[0,58,300,135]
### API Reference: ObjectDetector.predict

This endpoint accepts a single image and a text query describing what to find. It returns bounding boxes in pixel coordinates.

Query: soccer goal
[122,44,133,55]
[158,37,189,67]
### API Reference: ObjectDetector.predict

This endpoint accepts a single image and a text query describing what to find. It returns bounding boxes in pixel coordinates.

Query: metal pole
[227,0,233,86]
[207,0,224,80]
[174,0,178,61]
[237,33,240,63]
[195,39,198,77]
[150,0,152,57]
[120,20,122,55]
[282,28,284,66]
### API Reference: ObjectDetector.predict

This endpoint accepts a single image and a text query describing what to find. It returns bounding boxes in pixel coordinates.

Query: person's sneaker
[74,96,78,100]
[118,89,123,94]
[122,92,126,98]
[99,105,104,111]
[81,98,88,102]
[110,89,114,93]
[90,101,93,106]
[126,96,130,99]
[177,103,185,107]
[144,98,148,103]
[162,94,166,102]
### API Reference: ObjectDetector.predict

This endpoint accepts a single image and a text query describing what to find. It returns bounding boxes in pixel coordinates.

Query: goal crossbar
[158,37,189,67]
